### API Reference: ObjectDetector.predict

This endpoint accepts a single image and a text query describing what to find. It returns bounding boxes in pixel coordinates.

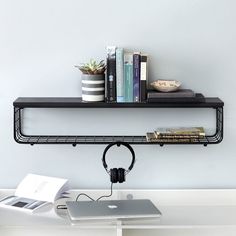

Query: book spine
[124,53,133,102]
[140,55,148,102]
[146,132,197,143]
[133,52,141,102]
[116,48,124,102]
[155,134,203,139]
[106,46,116,102]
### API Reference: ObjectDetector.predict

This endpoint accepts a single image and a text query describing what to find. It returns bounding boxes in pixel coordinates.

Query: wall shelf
[13,97,224,146]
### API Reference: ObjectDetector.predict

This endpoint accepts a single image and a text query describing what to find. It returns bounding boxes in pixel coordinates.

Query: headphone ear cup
[110,168,118,183]
[118,168,125,183]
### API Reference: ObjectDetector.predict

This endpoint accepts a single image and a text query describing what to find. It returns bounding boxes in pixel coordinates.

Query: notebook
[66,199,162,221]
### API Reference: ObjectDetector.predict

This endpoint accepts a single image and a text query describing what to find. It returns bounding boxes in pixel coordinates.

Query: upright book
[133,52,141,102]
[116,48,124,102]
[140,54,148,102]
[106,46,116,102]
[124,52,133,102]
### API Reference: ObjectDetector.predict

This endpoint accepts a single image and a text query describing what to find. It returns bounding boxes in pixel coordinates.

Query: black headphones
[102,141,135,184]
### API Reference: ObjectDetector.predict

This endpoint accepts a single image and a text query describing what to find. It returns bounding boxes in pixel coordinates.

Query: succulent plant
[75,59,106,75]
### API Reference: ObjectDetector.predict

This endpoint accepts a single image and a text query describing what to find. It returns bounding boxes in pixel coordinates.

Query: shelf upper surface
[14,97,224,108]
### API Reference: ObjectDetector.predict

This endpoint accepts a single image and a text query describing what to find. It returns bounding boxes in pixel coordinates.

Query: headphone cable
[76,193,95,202]
[96,183,113,201]
[56,183,113,210]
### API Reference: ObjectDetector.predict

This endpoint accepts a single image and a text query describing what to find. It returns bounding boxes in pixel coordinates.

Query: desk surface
[1,189,236,229]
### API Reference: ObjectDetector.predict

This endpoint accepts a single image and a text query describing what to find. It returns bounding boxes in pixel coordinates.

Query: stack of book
[147,89,205,103]
[106,46,148,103]
[146,127,205,143]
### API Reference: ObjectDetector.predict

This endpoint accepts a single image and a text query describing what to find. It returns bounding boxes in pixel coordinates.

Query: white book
[0,174,69,213]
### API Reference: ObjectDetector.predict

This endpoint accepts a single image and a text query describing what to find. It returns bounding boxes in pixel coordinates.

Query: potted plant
[75,59,106,102]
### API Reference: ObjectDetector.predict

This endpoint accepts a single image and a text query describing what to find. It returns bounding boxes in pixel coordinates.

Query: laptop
[66,199,162,221]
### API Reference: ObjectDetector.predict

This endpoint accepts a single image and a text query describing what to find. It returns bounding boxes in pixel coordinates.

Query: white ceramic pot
[81,74,105,102]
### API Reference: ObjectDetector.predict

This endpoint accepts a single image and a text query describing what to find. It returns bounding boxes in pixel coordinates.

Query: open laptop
[66,199,162,221]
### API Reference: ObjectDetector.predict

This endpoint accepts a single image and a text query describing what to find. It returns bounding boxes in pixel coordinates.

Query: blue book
[116,48,124,102]
[133,52,141,102]
[124,53,133,102]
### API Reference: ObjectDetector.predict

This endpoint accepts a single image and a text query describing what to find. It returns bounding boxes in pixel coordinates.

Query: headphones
[102,141,135,184]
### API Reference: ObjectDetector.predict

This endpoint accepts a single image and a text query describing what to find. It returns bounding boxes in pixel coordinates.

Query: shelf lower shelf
[13,134,223,146]
[13,97,224,146]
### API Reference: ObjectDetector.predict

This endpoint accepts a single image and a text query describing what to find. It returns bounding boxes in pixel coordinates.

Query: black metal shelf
[14,97,223,108]
[13,97,224,146]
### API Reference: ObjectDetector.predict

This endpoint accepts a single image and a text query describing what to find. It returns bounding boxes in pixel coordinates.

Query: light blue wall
[0,0,235,189]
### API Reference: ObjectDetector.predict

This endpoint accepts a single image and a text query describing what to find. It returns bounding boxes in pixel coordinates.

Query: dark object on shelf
[147,93,205,103]
[106,46,117,102]
[13,97,223,146]
[140,55,148,102]
[147,89,195,98]
[133,52,141,102]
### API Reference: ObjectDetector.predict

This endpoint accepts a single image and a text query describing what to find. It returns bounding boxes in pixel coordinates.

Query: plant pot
[81,74,105,102]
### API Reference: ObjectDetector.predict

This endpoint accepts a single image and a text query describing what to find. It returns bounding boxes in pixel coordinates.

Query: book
[116,48,124,102]
[148,89,195,98]
[0,174,69,213]
[154,127,205,138]
[155,134,203,139]
[146,132,198,143]
[146,132,158,142]
[140,54,148,102]
[147,93,205,103]
[133,52,141,102]
[124,52,133,102]
[106,46,117,102]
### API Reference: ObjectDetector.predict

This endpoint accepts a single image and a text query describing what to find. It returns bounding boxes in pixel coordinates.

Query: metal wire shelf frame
[13,98,223,147]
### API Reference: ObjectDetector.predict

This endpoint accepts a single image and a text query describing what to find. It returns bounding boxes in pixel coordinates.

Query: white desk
[1,189,236,236]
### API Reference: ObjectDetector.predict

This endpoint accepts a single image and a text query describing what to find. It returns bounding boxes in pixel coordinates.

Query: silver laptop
[66,199,162,221]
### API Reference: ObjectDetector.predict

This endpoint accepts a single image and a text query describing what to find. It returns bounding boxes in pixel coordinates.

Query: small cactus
[75,59,106,75]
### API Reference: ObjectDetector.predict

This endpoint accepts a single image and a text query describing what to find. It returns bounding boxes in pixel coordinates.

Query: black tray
[147,93,205,103]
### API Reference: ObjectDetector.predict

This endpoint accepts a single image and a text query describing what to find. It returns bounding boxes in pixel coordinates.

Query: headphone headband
[102,141,135,173]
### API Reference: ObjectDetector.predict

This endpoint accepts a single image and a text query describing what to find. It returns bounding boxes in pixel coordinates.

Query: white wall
[0,0,236,189]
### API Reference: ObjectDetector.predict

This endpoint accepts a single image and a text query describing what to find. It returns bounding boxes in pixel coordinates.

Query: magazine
[0,174,69,213]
